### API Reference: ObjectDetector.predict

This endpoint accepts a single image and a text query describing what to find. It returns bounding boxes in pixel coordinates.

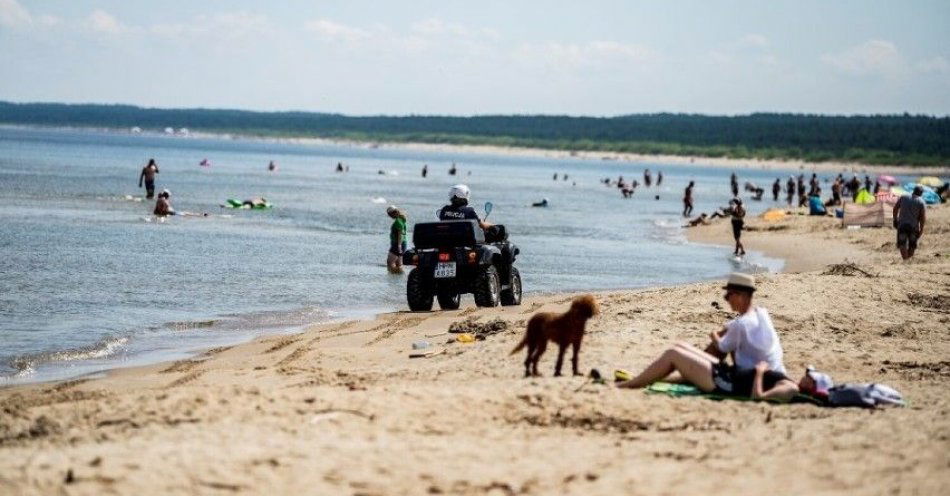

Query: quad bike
[403,220,522,311]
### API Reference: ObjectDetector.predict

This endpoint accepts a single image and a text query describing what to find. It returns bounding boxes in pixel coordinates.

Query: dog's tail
[510,334,528,355]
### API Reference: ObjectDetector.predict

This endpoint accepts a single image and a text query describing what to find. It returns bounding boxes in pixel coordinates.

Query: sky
[1,0,948,116]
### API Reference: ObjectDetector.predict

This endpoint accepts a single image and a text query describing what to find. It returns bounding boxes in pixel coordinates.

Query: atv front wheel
[407,268,434,311]
[500,266,522,306]
[473,266,501,307]
[437,287,461,310]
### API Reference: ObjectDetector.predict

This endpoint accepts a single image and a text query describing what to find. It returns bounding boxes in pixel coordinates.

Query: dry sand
[1,206,948,495]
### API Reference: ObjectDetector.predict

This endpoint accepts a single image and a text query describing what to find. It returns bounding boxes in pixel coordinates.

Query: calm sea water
[0,126,794,383]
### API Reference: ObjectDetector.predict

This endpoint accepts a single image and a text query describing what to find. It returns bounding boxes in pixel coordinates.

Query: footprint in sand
[164,370,205,388]
[264,337,300,354]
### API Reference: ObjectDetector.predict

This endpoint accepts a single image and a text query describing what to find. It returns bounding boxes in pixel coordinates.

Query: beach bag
[828,383,905,408]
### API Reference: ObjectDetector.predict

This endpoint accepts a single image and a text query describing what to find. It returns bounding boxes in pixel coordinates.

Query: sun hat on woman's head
[722,272,755,293]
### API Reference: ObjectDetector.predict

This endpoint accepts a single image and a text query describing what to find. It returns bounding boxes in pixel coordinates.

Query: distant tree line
[1,101,947,166]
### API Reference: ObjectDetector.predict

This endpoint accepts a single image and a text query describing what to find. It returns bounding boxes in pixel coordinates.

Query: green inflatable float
[222,198,273,209]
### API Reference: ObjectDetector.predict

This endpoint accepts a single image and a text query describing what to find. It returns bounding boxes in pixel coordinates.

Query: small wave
[164,319,218,331]
[6,336,129,378]
[649,217,687,244]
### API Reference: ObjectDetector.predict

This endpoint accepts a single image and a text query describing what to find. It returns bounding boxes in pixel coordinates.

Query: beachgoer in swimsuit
[153,189,175,216]
[687,213,709,227]
[682,181,695,217]
[139,159,159,199]
[731,199,746,256]
[386,205,407,273]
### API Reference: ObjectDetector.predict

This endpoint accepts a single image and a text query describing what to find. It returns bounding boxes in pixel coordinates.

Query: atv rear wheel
[500,266,522,306]
[473,266,501,307]
[407,268,434,311]
[437,287,461,310]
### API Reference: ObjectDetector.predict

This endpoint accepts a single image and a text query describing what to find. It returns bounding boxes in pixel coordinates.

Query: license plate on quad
[434,262,457,279]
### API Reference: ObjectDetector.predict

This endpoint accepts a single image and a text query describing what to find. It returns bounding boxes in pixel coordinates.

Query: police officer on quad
[438,184,492,230]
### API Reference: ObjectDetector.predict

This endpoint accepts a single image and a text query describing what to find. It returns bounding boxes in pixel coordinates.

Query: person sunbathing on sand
[686,213,709,227]
[618,273,799,401]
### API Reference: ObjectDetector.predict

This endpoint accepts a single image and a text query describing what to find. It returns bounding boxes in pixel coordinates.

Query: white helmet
[449,184,470,201]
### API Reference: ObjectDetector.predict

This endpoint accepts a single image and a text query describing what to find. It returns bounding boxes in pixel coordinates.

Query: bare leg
[673,342,721,364]
[618,346,716,392]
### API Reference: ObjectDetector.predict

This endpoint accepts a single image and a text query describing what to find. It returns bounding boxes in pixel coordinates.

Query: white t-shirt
[718,306,786,374]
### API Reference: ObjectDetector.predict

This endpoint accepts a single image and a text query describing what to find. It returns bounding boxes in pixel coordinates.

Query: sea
[0,126,798,384]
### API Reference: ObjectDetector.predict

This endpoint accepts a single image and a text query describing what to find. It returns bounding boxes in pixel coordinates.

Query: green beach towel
[645,382,821,405]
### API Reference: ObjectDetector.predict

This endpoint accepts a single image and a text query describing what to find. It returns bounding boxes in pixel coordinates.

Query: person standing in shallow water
[421,164,428,178]
[138,159,159,199]
[683,181,695,217]
[386,206,408,273]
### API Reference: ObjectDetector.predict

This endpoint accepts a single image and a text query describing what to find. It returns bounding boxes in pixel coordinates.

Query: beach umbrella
[918,176,944,187]
[877,175,897,185]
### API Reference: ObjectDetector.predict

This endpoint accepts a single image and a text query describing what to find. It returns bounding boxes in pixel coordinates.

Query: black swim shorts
[897,223,919,250]
[712,363,790,397]
[731,219,743,240]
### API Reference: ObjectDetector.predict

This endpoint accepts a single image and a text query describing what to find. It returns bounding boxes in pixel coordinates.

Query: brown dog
[511,295,599,377]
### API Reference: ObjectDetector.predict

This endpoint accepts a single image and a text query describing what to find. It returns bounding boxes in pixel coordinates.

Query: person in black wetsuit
[438,184,492,230]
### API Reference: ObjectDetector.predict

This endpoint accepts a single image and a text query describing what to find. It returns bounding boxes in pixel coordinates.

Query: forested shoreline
[1,101,947,166]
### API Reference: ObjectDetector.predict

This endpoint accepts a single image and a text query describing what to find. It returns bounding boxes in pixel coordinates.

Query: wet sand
[1,206,948,495]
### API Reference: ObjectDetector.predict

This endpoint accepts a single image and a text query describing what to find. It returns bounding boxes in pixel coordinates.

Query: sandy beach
[1,205,948,495]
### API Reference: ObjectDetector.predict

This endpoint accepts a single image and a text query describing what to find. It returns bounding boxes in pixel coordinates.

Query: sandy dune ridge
[1,206,948,495]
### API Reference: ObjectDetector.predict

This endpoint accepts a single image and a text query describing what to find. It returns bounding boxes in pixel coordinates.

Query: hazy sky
[1,0,948,116]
